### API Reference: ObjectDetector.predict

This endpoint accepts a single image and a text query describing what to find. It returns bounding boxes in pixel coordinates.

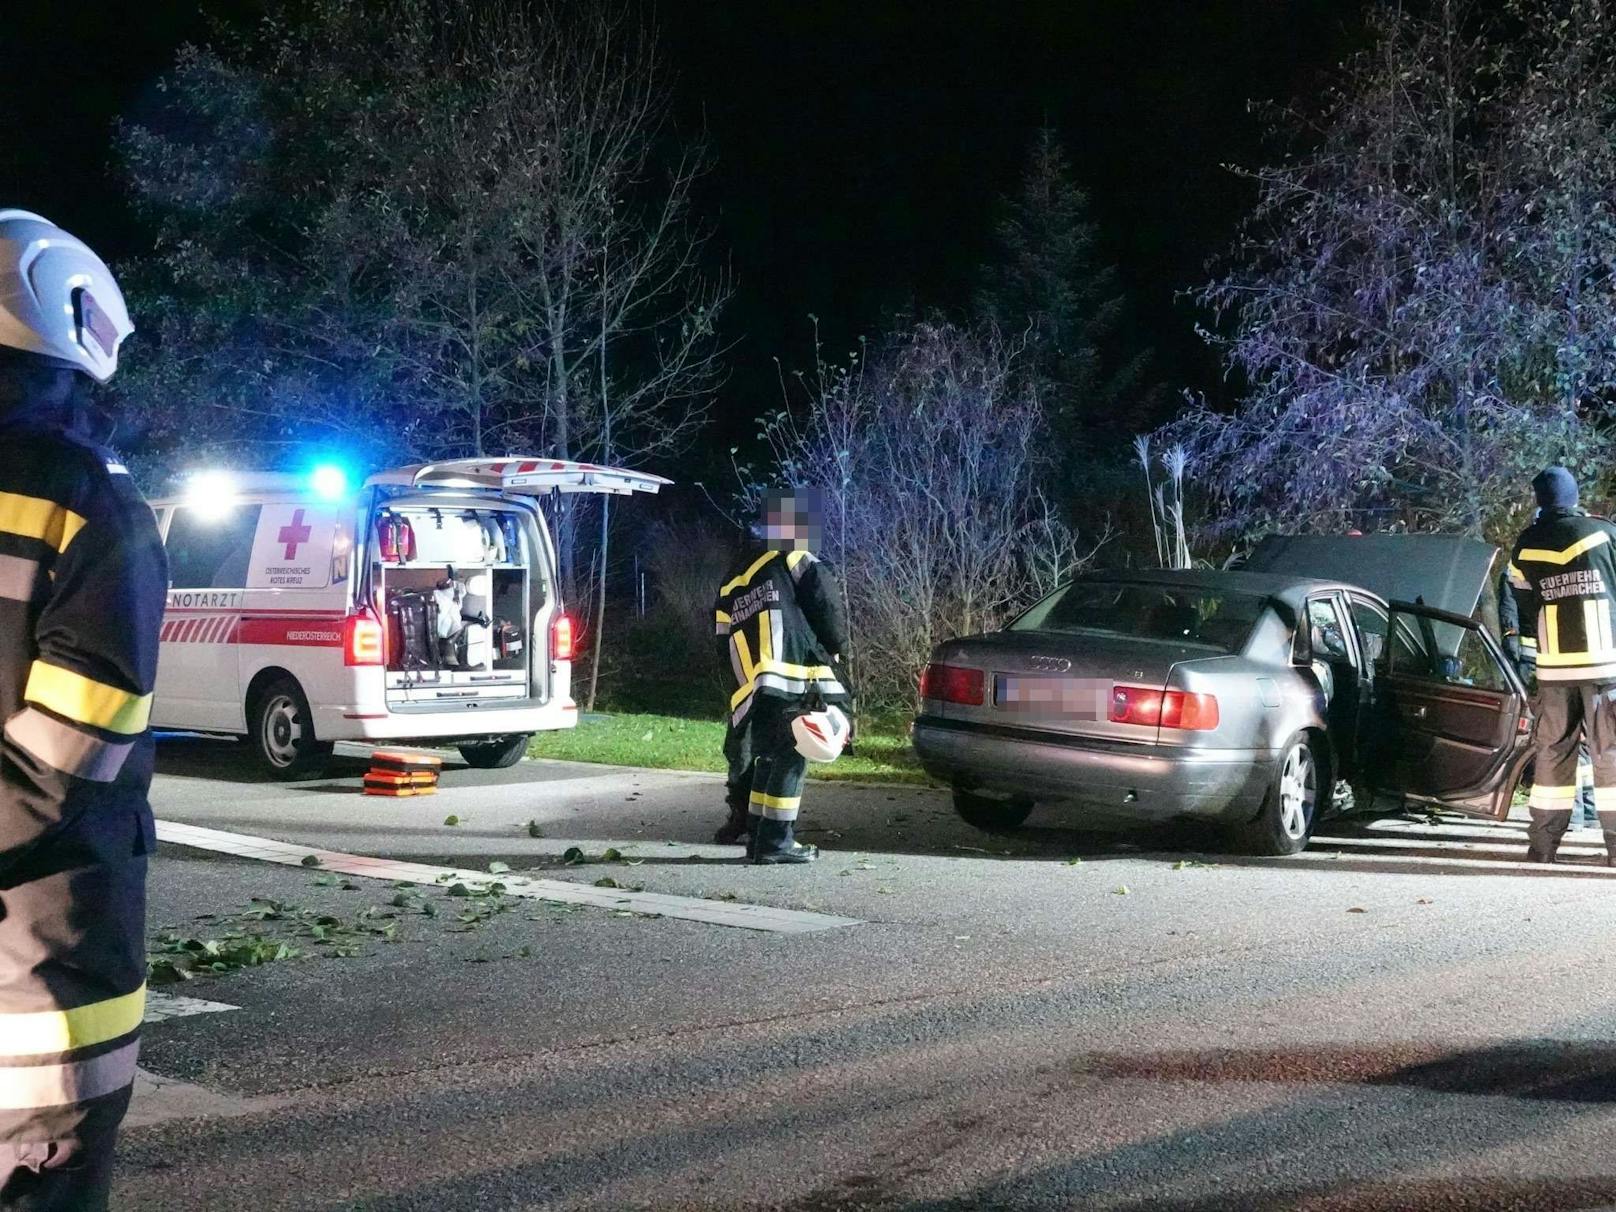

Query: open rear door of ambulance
[364,457,671,717]
[368,458,671,498]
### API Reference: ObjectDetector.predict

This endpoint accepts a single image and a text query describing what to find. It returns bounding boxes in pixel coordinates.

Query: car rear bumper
[912,716,1276,822]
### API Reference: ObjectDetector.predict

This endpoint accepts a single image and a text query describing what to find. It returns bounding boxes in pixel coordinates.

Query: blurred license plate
[994,676,1107,719]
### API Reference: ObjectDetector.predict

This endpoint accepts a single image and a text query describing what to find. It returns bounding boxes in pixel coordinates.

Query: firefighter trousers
[1527,681,1616,861]
[729,697,810,858]
[1,845,148,1212]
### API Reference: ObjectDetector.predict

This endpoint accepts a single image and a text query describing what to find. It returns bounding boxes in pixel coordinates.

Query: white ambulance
[146,458,668,778]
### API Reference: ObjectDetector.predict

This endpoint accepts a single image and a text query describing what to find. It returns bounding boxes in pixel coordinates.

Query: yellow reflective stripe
[1521,637,1539,650]
[714,610,732,624]
[720,550,779,596]
[0,985,146,1057]
[749,791,801,811]
[1538,649,1606,667]
[0,491,86,554]
[1529,785,1578,811]
[1544,605,1559,656]
[25,662,152,735]
[786,550,811,571]
[1506,562,1530,589]
[1518,531,1612,565]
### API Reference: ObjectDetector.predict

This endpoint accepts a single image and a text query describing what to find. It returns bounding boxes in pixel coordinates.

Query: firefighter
[712,490,850,863]
[0,211,165,1209]
[1506,467,1616,864]
[1499,560,1597,830]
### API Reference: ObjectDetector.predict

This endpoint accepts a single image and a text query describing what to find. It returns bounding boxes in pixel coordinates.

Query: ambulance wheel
[250,677,334,780]
[457,734,531,769]
[952,787,1035,833]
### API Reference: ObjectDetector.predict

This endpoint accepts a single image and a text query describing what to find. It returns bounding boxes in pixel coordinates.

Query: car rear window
[1010,581,1267,654]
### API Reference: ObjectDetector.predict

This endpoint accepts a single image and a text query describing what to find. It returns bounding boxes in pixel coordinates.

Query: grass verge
[527,711,932,785]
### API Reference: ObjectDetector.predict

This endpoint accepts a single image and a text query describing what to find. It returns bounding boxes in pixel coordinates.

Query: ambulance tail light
[344,610,385,667]
[551,613,575,661]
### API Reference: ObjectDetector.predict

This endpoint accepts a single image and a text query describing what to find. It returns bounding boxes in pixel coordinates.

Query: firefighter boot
[751,817,818,865]
[713,788,750,846]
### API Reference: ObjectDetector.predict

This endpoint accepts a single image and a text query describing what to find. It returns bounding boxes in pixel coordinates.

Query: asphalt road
[116,737,1616,1211]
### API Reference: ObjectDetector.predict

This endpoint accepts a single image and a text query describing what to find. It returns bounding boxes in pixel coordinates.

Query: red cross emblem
[277,509,312,560]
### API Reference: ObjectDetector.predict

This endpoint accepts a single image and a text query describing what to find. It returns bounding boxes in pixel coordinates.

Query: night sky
[1,1,1370,445]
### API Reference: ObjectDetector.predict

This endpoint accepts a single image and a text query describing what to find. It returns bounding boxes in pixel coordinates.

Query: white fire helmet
[0,209,133,383]
[791,704,850,763]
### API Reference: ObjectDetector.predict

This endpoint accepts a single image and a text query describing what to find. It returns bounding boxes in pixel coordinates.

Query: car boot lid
[1242,533,1496,616]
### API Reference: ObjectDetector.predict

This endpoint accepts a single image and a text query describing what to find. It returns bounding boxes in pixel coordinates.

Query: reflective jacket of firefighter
[0,372,166,1197]
[1508,509,1616,681]
[714,546,850,729]
[1507,477,1616,860]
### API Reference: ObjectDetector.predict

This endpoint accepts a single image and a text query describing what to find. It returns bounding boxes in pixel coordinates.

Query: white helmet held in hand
[0,209,133,382]
[792,704,850,763]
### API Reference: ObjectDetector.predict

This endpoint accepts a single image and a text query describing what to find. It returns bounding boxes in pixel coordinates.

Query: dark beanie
[1533,466,1579,510]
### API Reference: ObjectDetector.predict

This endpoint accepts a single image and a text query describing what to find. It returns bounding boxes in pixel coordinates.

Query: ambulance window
[165,505,263,589]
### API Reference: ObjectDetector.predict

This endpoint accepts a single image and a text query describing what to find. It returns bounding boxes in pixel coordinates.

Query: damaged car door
[1361,601,1533,819]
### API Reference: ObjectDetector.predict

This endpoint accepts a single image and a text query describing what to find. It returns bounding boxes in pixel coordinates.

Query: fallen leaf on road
[300,855,321,868]
[1346,907,1367,913]
[952,845,992,854]
[562,847,586,865]
[1415,898,1433,905]
[602,847,624,862]
[443,815,460,827]
[525,820,544,838]
[1113,885,1130,896]
[594,877,622,889]
[488,861,510,874]
[1066,857,1083,866]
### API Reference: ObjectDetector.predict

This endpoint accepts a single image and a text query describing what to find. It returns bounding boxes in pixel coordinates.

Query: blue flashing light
[311,464,350,500]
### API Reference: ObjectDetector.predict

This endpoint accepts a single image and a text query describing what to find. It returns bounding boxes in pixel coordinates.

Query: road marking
[155,820,862,934]
[144,992,239,1024]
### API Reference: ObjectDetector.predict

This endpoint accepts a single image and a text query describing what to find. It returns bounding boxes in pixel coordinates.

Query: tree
[1168,0,1616,548]
[115,0,729,655]
[976,128,1153,458]
[745,321,1102,710]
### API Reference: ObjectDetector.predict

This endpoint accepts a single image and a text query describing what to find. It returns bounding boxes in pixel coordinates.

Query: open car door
[1363,601,1533,819]
[366,458,671,497]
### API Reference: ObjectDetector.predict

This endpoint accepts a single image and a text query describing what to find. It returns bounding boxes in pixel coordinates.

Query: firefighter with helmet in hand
[712,489,851,863]
[0,211,165,1209]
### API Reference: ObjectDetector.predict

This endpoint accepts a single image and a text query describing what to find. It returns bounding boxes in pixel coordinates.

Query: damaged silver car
[912,535,1533,855]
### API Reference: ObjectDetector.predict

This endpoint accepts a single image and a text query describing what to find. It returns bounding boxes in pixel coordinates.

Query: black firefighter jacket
[1507,507,1616,684]
[714,547,850,727]
[0,422,166,1147]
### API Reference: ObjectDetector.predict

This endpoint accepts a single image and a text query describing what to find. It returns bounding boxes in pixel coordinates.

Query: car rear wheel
[457,734,531,769]
[1234,734,1319,856]
[952,788,1035,833]
[250,677,334,781]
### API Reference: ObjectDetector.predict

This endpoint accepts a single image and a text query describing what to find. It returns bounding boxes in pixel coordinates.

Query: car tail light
[1110,685,1219,731]
[343,610,385,667]
[920,662,985,706]
[551,613,575,661]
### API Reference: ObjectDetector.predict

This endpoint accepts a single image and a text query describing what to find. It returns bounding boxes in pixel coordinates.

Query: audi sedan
[911,536,1533,854]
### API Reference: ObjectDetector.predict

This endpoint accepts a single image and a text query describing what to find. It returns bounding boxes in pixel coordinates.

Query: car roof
[1077,567,1384,609]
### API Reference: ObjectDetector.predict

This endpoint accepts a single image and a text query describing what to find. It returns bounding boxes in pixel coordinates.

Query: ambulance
[147,458,669,778]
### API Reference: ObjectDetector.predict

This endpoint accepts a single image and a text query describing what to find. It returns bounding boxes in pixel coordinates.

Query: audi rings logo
[1027,655,1071,673]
